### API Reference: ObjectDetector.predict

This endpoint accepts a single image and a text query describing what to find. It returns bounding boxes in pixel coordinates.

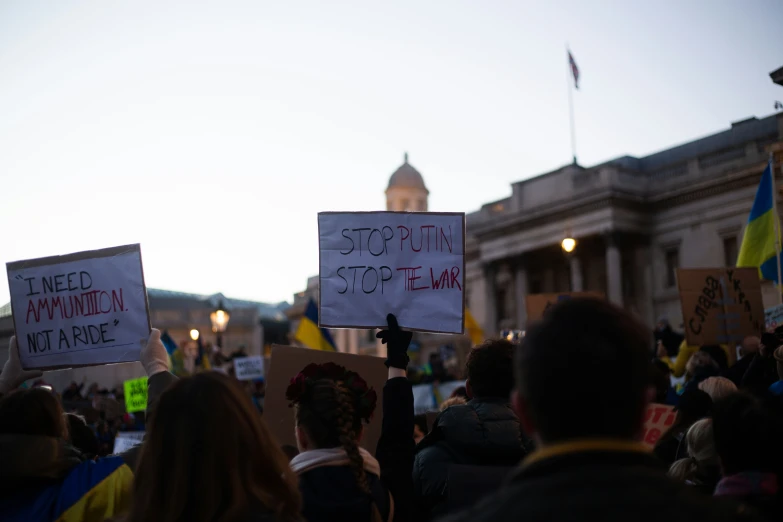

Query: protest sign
[318,212,466,334]
[233,355,264,381]
[677,268,764,346]
[765,303,783,330]
[641,403,676,447]
[6,244,150,370]
[264,345,387,452]
[525,292,605,324]
[113,431,144,454]
[123,376,148,413]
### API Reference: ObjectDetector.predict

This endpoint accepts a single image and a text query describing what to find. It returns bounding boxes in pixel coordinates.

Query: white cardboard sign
[318,212,465,334]
[6,244,151,370]
[112,431,145,454]
[233,355,265,380]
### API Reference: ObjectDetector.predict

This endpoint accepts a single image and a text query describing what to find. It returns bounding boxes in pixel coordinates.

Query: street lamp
[561,237,577,254]
[189,329,200,341]
[210,300,230,349]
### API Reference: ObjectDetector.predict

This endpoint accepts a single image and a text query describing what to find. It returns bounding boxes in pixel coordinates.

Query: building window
[723,236,738,267]
[665,248,679,288]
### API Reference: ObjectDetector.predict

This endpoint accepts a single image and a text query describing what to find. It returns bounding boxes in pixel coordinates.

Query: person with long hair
[668,418,720,495]
[126,371,301,522]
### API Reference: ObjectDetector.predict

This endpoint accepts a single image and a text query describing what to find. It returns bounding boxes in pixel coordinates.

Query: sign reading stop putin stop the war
[6,244,151,370]
[318,212,466,334]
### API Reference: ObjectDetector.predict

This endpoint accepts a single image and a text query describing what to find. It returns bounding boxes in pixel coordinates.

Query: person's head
[127,372,300,522]
[697,376,737,402]
[0,388,67,438]
[65,413,99,459]
[413,414,428,444]
[288,363,377,495]
[450,386,468,399]
[656,317,670,332]
[465,339,514,400]
[514,298,650,444]
[740,336,760,358]
[686,351,718,379]
[650,360,672,402]
[673,388,713,428]
[668,418,717,482]
[712,392,783,476]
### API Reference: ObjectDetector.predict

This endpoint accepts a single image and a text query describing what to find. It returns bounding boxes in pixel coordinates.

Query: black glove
[376,313,413,369]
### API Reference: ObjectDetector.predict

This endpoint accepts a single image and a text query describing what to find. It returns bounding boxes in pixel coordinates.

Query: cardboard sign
[6,244,151,370]
[123,376,148,413]
[677,268,764,346]
[641,403,676,447]
[318,212,466,334]
[233,355,264,381]
[113,431,144,454]
[525,292,605,324]
[765,304,783,331]
[264,345,387,452]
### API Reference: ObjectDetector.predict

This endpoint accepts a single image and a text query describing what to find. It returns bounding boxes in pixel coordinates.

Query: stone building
[465,113,783,334]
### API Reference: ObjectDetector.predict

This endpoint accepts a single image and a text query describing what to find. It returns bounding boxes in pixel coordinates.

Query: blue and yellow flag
[737,161,781,283]
[464,308,484,347]
[295,299,336,351]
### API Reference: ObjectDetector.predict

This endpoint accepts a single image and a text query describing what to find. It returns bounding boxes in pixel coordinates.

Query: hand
[0,336,43,394]
[376,314,413,370]
[140,329,170,377]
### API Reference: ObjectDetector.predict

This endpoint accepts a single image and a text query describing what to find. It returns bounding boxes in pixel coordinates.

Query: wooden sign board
[677,268,764,346]
[6,244,151,370]
[641,403,676,448]
[525,292,605,324]
[264,345,388,453]
[318,211,466,334]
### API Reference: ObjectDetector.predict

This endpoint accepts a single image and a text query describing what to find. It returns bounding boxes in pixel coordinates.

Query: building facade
[465,113,783,335]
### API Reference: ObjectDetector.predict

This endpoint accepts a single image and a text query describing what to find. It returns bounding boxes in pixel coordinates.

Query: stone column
[569,256,583,292]
[348,329,360,354]
[484,263,498,335]
[515,264,528,329]
[605,235,623,305]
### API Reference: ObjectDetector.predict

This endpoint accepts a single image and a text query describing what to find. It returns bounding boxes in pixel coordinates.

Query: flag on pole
[294,298,337,351]
[568,51,579,89]
[737,160,781,283]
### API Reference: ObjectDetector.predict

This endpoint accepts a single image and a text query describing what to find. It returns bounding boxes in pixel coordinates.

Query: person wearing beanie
[0,330,177,522]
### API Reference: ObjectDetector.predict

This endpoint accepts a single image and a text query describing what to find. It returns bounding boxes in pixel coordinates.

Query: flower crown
[285,362,377,423]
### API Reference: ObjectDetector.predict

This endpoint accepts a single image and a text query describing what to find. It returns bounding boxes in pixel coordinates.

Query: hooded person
[413,339,530,519]
[0,330,176,522]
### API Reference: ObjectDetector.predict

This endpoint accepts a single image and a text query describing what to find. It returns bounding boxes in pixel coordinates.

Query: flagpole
[771,151,783,305]
[566,48,577,165]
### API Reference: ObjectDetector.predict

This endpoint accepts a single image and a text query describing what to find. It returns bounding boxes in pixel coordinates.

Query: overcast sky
[2,0,782,306]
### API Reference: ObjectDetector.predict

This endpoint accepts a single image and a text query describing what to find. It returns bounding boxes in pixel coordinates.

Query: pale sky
[2,0,782,307]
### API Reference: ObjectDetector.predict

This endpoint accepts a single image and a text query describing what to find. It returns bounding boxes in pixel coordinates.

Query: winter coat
[438,440,765,522]
[412,398,529,519]
[0,371,177,522]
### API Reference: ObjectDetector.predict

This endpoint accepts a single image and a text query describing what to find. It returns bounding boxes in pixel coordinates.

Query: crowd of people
[1,298,783,521]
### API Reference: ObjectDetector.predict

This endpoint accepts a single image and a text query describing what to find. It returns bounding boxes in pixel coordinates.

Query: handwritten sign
[318,212,465,333]
[677,268,763,346]
[233,355,264,381]
[123,376,148,413]
[112,431,144,454]
[765,304,783,331]
[641,403,676,447]
[6,244,150,370]
[525,292,605,324]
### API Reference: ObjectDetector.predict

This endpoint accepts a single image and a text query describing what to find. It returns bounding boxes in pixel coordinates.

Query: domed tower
[386,152,429,211]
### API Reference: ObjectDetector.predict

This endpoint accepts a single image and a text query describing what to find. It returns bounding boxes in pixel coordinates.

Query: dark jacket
[413,398,529,518]
[0,371,177,522]
[438,441,764,522]
[299,467,391,522]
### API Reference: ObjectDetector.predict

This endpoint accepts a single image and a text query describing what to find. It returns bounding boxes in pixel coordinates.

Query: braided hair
[295,379,371,494]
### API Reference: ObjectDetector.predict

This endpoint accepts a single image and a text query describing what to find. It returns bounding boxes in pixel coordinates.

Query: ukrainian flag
[737,161,781,283]
[295,298,337,351]
[464,308,484,347]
